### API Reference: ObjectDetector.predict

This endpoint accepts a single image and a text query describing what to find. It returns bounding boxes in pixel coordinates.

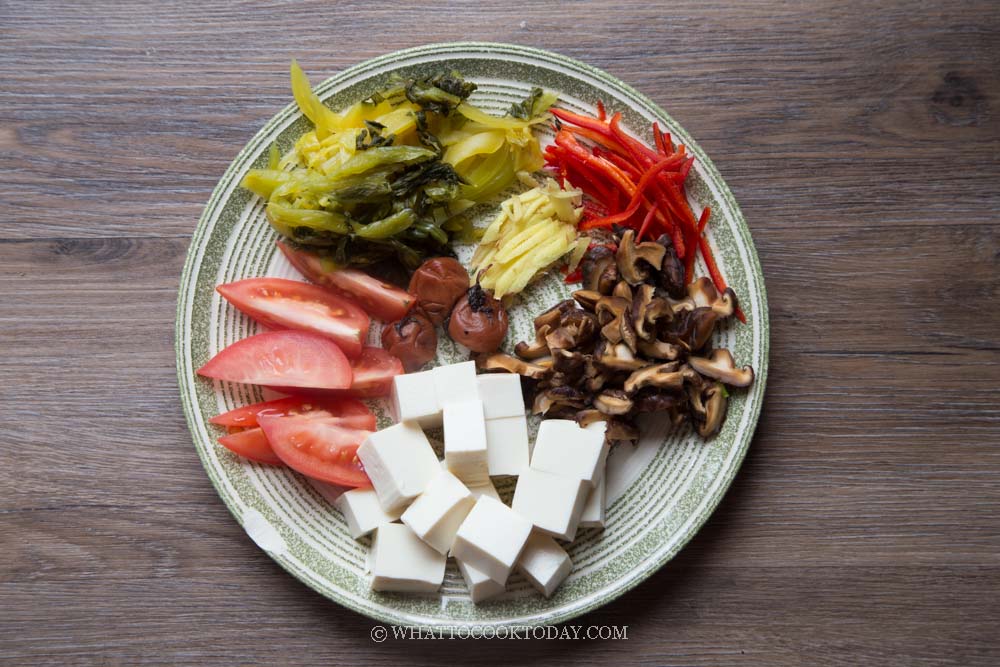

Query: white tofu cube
[511,468,589,542]
[517,532,572,598]
[357,421,440,512]
[476,374,524,419]
[443,399,489,486]
[531,419,609,487]
[432,361,479,406]
[333,488,403,540]
[369,523,446,593]
[485,415,530,476]
[401,471,476,554]
[391,370,441,428]
[452,496,532,584]
[456,558,505,604]
[578,475,606,528]
[468,479,501,502]
[579,420,608,527]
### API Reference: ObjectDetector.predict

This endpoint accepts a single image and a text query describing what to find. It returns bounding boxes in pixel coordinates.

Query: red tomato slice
[345,346,404,397]
[258,413,372,487]
[270,346,403,398]
[217,428,283,465]
[217,278,370,358]
[198,330,352,390]
[210,395,375,430]
[277,240,413,321]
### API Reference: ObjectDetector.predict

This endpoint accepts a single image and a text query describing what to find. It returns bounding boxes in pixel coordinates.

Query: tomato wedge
[217,428,283,465]
[197,330,352,390]
[259,413,372,487]
[270,346,403,398]
[277,240,413,321]
[217,278,370,358]
[210,395,375,430]
[341,346,403,398]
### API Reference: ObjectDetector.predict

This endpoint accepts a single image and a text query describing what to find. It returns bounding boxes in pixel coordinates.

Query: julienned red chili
[546,106,746,323]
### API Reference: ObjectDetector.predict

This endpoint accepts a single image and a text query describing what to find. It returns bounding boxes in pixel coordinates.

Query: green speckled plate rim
[176,42,769,628]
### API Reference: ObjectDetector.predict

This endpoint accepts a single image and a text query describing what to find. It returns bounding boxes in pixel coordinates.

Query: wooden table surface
[3,1,999,665]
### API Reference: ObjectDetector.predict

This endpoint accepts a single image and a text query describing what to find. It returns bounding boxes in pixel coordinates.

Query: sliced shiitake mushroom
[594,389,634,415]
[617,230,667,285]
[630,284,656,340]
[654,233,687,299]
[637,338,681,360]
[581,245,619,294]
[669,307,718,352]
[595,295,629,326]
[689,348,755,387]
[478,353,550,379]
[619,308,639,353]
[605,417,640,443]
[515,323,551,359]
[596,340,650,371]
[689,381,727,437]
[612,280,633,301]
[534,299,576,331]
[572,289,602,312]
[623,362,687,394]
[688,277,738,318]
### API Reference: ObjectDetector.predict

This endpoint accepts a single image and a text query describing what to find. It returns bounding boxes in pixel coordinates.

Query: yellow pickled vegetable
[470,176,586,298]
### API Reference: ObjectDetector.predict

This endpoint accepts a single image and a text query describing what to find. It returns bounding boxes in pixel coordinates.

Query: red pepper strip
[564,267,583,284]
[550,108,619,137]
[562,126,631,156]
[579,156,684,229]
[678,156,695,181]
[653,122,667,155]
[662,131,673,153]
[697,206,711,234]
[596,100,606,121]
[554,130,637,195]
[637,203,658,241]
[601,150,643,180]
[552,151,619,207]
[608,113,661,166]
[558,130,684,239]
[698,235,746,323]
[560,159,617,206]
[685,207,711,282]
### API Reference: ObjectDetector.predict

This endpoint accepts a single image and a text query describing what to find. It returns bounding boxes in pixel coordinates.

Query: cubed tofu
[452,496,532,584]
[484,414,530,476]
[456,558,505,604]
[531,419,609,487]
[579,420,607,528]
[431,361,479,407]
[357,421,440,512]
[476,374,525,419]
[443,399,489,486]
[578,475,606,528]
[369,523,446,593]
[401,470,476,554]
[517,532,572,598]
[511,467,589,542]
[391,370,441,428]
[334,488,403,540]
[468,478,502,502]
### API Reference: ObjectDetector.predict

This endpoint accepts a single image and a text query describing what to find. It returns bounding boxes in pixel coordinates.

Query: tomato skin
[210,396,375,430]
[217,428,283,465]
[277,240,414,321]
[217,278,369,358]
[259,414,372,488]
[271,346,403,399]
[197,330,353,390]
[344,346,404,398]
